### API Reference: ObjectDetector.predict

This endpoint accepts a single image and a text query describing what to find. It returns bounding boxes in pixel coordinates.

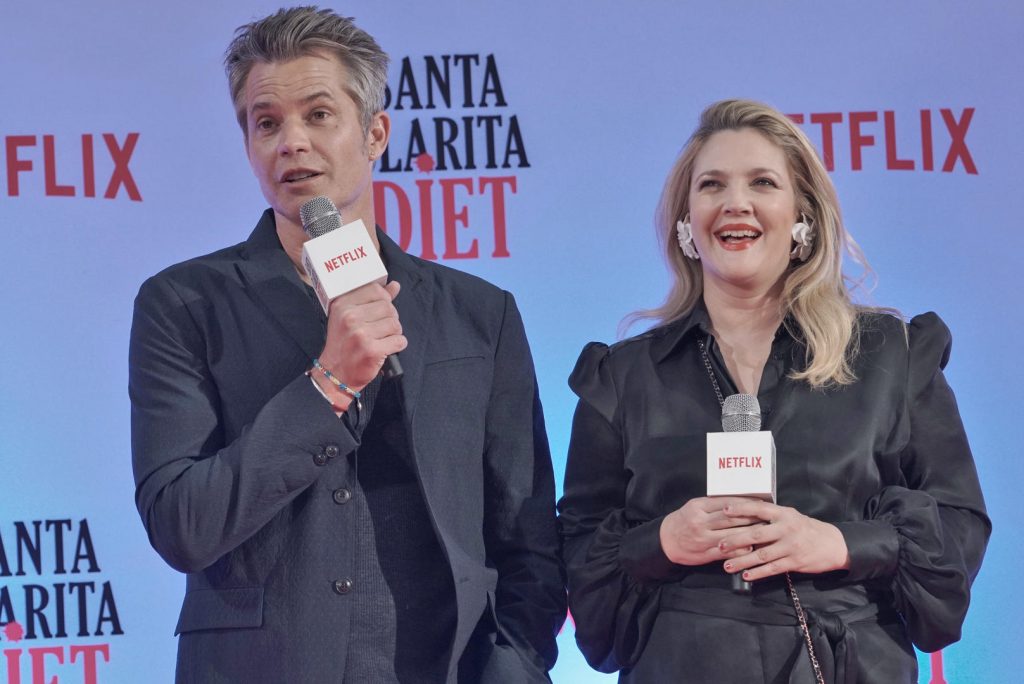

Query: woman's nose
[722,186,753,215]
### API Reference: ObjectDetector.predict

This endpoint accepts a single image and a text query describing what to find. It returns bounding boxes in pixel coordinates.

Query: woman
[557,99,989,683]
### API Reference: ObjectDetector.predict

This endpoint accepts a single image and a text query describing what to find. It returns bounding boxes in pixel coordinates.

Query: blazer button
[313,451,328,466]
[333,578,353,595]
[333,488,352,505]
[324,444,340,459]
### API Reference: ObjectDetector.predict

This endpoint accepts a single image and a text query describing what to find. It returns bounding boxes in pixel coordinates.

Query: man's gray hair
[224,6,389,135]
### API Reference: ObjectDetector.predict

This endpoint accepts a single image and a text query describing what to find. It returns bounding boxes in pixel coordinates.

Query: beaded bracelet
[311,358,363,411]
[304,370,345,414]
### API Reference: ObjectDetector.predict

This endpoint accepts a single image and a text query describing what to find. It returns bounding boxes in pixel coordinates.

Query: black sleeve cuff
[619,516,687,583]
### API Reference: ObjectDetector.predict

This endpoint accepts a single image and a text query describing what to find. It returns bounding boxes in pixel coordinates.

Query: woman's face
[688,128,798,297]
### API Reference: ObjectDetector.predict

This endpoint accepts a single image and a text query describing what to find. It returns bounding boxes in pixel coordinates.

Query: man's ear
[367,110,390,161]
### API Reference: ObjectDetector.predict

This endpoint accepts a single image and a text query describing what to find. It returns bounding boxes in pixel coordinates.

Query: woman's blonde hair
[627,99,875,388]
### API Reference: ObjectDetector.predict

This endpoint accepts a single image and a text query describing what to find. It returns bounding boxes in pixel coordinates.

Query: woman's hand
[659,496,762,566]
[717,501,850,581]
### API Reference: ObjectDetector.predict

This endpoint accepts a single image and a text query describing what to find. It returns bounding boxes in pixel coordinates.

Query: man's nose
[277,120,310,156]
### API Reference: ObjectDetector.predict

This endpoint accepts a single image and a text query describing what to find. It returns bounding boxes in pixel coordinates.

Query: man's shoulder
[135,239,250,307]
[405,253,509,306]
[157,239,249,280]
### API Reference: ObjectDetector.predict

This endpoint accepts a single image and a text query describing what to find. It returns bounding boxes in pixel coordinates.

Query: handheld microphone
[299,196,403,379]
[722,393,762,432]
[707,393,776,594]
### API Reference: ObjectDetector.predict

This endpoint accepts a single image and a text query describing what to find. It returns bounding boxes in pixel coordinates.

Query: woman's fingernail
[742,571,751,580]
[724,562,733,571]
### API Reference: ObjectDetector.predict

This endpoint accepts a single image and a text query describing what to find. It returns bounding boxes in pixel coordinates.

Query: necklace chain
[697,337,725,406]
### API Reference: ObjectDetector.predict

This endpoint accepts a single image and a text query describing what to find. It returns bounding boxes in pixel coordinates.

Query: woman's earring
[676,216,700,260]
[791,213,814,261]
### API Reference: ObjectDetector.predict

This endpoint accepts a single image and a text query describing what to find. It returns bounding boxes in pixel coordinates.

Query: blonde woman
[558,100,989,683]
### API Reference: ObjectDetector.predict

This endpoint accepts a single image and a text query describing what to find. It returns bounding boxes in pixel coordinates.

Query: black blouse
[557,307,990,683]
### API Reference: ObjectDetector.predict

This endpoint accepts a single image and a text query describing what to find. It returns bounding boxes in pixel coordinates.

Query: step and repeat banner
[1,1,1020,681]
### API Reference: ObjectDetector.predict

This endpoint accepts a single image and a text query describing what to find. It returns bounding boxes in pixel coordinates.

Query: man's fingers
[328,281,393,310]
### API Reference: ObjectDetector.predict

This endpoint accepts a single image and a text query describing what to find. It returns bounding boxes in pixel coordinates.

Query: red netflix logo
[324,246,368,272]
[718,456,764,469]
[3,133,141,200]
[787,108,976,174]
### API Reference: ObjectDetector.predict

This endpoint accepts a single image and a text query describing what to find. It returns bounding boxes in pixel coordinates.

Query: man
[129,7,565,682]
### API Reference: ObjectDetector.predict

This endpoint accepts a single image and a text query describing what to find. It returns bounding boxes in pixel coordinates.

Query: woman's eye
[753,177,777,187]
[698,179,720,189]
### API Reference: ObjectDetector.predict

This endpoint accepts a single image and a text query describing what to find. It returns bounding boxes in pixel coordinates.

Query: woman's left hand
[717,501,851,581]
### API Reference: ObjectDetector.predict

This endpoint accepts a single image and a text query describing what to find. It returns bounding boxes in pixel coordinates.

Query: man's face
[242,50,388,230]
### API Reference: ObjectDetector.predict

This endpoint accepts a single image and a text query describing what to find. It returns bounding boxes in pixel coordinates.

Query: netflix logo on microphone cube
[301,219,387,312]
[707,432,777,502]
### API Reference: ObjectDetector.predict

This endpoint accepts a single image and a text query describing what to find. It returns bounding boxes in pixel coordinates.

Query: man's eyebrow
[249,90,336,114]
[299,90,335,106]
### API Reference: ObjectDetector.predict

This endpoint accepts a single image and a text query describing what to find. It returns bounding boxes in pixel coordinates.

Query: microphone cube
[301,219,388,312]
[707,431,776,502]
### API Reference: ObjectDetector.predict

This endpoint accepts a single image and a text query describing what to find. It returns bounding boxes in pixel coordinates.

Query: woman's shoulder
[855,308,953,370]
[573,320,685,375]
[856,308,950,339]
[569,321,684,413]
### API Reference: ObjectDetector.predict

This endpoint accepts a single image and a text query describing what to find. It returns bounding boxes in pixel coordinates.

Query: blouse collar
[649,299,797,364]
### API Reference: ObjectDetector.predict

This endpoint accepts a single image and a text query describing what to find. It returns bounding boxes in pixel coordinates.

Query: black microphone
[722,394,761,594]
[299,196,403,380]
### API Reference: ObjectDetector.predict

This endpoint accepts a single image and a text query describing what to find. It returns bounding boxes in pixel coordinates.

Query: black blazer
[129,210,566,682]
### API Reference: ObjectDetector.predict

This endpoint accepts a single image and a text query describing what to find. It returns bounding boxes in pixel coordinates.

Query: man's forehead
[244,51,350,101]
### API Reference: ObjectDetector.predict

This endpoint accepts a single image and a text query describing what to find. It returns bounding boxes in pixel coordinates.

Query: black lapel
[377,227,433,428]
[234,210,325,360]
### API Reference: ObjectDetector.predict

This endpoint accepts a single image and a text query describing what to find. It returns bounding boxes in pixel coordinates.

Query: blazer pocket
[174,587,264,635]
[424,354,486,369]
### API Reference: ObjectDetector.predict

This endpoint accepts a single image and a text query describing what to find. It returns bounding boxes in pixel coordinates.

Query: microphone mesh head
[722,393,762,432]
[299,196,342,238]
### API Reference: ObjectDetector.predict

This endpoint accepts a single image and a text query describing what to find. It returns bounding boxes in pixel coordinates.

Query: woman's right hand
[659,496,763,565]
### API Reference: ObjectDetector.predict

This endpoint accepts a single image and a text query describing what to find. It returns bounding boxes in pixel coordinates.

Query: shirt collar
[650,300,714,364]
[649,299,799,364]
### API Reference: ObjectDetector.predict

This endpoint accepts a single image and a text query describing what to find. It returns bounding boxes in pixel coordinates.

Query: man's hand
[316,280,407,391]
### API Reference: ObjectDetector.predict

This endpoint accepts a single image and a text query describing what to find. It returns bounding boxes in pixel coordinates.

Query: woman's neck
[704,281,784,338]
[703,282,786,395]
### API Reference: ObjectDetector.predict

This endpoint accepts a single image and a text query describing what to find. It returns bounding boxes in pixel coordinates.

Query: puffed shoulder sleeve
[558,343,685,673]
[837,313,990,652]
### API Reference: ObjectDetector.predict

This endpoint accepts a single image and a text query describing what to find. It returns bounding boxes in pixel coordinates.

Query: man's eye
[311,110,329,121]
[256,119,276,131]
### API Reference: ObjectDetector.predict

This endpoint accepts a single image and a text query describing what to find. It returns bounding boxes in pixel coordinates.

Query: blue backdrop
[1,2,1020,681]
